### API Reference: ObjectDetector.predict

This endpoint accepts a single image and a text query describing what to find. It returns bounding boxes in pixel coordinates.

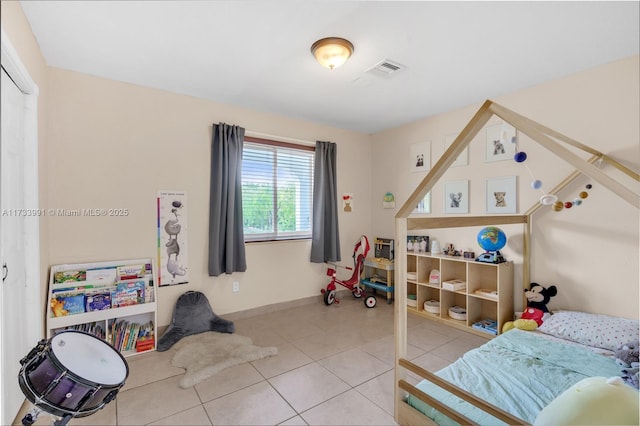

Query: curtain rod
[245,131,316,147]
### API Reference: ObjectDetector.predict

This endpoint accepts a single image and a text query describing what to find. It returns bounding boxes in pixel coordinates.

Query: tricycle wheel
[324,290,336,306]
[353,287,364,298]
[364,295,377,308]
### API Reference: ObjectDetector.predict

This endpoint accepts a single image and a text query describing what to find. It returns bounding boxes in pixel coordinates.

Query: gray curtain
[208,123,247,276]
[310,141,341,263]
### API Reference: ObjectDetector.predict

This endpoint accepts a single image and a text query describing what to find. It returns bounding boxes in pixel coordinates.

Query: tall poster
[157,190,189,286]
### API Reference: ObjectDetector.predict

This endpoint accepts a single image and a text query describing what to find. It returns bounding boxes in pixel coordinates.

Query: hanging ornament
[540,194,558,205]
[513,129,595,213]
[552,184,593,212]
[514,152,527,163]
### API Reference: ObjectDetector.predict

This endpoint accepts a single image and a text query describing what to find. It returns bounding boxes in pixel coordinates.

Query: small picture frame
[444,133,468,167]
[486,176,517,213]
[409,174,431,215]
[409,141,431,173]
[444,180,469,214]
[485,123,516,162]
[383,192,395,209]
[413,192,431,215]
[342,193,353,212]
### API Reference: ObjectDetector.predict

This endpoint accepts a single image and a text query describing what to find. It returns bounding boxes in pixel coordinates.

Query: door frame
[0,26,41,424]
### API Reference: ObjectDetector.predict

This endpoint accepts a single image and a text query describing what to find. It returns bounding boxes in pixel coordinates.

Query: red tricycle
[321,235,377,308]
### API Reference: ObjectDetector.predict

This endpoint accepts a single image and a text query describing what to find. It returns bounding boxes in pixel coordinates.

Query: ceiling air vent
[365,59,405,78]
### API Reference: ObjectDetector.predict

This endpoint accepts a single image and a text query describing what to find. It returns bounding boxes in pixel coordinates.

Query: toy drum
[18,330,129,418]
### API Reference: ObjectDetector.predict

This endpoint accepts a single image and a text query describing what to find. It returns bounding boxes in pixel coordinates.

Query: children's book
[117,264,146,281]
[86,292,112,311]
[53,270,87,284]
[53,294,86,315]
[85,266,117,283]
[111,289,138,308]
[136,321,155,352]
[112,279,146,307]
[472,318,498,335]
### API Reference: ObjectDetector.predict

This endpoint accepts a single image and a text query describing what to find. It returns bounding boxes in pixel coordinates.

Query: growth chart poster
[157,190,189,286]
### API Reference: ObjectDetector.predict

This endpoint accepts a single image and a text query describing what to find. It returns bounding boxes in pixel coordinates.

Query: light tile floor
[28,296,488,425]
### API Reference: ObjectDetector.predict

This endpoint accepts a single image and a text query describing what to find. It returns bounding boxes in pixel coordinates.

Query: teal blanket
[407,329,621,425]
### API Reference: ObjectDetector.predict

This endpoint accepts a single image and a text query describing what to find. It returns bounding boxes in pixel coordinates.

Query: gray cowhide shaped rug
[171,331,278,388]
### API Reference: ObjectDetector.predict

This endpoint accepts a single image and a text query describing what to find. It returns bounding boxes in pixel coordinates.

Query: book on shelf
[442,279,466,291]
[54,322,106,339]
[52,282,109,293]
[136,339,155,352]
[53,269,87,284]
[472,318,498,335]
[136,322,155,352]
[51,293,86,316]
[110,319,155,352]
[111,290,138,308]
[85,266,118,282]
[145,285,154,303]
[113,279,146,305]
[86,292,112,311]
[117,264,147,281]
[473,288,498,299]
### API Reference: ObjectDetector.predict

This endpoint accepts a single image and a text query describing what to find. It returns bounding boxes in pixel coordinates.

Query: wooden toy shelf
[405,252,513,337]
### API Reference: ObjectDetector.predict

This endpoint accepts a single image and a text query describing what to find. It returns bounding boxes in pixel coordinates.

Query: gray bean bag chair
[157,290,235,351]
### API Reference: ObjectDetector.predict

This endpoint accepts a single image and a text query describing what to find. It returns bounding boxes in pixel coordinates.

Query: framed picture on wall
[413,192,431,215]
[485,123,516,162]
[157,190,189,286]
[486,176,517,213]
[444,133,468,167]
[409,141,431,173]
[409,174,431,215]
[444,180,469,214]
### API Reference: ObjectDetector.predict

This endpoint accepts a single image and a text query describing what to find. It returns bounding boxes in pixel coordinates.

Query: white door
[1,67,30,424]
[1,30,42,425]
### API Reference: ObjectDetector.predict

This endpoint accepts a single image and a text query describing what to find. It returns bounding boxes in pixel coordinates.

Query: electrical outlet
[232,281,240,292]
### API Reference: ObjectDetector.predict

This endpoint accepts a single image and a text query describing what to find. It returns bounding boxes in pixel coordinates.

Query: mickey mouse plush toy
[525,282,557,313]
[502,282,557,332]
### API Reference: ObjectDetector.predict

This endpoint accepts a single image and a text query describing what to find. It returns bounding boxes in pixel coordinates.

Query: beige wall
[44,68,372,325]
[372,56,639,319]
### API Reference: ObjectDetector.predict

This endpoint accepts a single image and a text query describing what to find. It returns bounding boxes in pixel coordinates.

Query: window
[242,137,314,242]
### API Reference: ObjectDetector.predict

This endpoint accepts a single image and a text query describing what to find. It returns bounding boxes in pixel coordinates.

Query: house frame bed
[393,100,639,425]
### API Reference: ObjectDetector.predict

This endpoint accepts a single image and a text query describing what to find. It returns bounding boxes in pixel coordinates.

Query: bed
[403,313,637,425]
[393,101,640,425]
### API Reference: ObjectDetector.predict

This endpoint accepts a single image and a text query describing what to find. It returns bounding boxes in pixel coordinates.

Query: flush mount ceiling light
[310,37,354,70]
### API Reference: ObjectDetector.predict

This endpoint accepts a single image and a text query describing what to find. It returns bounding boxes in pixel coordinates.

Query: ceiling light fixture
[310,37,354,70]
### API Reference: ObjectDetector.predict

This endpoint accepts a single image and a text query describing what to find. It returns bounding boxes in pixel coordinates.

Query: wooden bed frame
[393,100,639,425]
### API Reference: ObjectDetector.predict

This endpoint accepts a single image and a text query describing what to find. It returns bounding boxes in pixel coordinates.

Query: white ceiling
[19,1,639,134]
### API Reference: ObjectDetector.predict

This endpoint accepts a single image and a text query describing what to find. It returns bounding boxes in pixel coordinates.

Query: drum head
[51,331,128,386]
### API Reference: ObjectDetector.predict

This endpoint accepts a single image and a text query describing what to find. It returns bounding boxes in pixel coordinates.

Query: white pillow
[537,310,639,351]
[534,376,639,426]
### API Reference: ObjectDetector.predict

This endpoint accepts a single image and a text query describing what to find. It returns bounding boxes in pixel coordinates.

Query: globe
[477,226,507,252]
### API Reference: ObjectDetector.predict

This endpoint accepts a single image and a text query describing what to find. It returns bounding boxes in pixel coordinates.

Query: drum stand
[21,406,72,426]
